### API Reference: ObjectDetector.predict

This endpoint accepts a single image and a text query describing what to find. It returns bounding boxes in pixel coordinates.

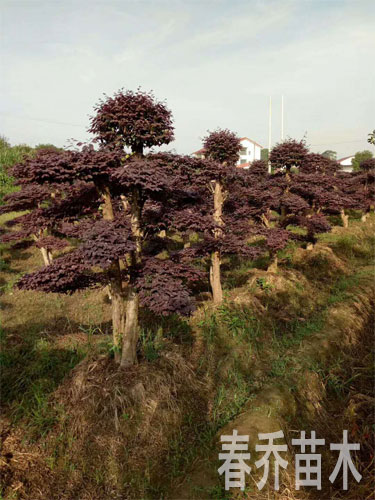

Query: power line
[1,113,369,149]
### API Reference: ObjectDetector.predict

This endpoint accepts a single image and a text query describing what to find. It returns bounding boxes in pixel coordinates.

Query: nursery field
[1,211,374,499]
[0,90,374,500]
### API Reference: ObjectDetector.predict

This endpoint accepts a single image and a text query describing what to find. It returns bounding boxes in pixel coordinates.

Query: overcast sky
[1,0,374,158]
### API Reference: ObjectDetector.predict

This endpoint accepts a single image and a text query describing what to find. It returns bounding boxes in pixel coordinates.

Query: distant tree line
[0,136,61,204]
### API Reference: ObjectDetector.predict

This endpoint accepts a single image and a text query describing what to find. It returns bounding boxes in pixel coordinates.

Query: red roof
[237,162,251,169]
[192,147,205,155]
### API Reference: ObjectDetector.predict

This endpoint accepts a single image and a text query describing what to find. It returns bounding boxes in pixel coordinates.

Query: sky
[1,0,374,159]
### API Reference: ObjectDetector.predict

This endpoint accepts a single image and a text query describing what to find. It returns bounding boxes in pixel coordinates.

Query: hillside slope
[1,214,374,499]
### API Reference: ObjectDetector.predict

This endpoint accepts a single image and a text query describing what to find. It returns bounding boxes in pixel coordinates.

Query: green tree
[368,130,375,146]
[261,148,269,161]
[351,150,374,171]
[0,137,22,203]
[0,136,11,150]
[321,149,337,160]
[0,138,63,204]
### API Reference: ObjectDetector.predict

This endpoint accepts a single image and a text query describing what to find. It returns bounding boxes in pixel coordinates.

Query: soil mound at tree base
[292,244,348,280]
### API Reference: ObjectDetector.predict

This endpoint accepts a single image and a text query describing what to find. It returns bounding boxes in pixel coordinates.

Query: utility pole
[281,95,284,141]
[268,96,272,174]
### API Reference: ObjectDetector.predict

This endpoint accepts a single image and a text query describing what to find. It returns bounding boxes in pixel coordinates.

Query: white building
[338,155,354,173]
[192,137,264,169]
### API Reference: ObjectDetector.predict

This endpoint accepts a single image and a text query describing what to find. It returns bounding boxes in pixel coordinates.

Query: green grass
[198,311,219,344]
[211,368,255,427]
[0,210,28,226]
[0,200,373,498]
[309,356,347,395]
[268,269,373,378]
[223,254,270,289]
[140,310,192,344]
[161,365,255,494]
[255,276,274,292]
[319,226,375,264]
[269,357,290,377]
[139,327,165,361]
[0,270,23,292]
[327,269,373,305]
[191,484,231,500]
[275,314,326,348]
[217,305,261,343]
[161,243,374,497]
[0,328,87,438]
[199,263,372,423]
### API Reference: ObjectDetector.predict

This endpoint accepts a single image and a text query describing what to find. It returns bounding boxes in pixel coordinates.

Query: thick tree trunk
[130,189,143,260]
[121,188,143,367]
[120,287,139,367]
[280,205,287,225]
[33,231,52,266]
[361,212,369,223]
[101,187,126,364]
[120,194,129,212]
[261,212,271,228]
[210,181,224,305]
[280,174,291,226]
[267,256,278,273]
[340,209,349,228]
[102,186,115,220]
[210,250,223,304]
[110,279,125,364]
[40,246,52,266]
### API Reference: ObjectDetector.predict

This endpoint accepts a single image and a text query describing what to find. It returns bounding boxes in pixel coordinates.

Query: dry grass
[0,420,55,500]
[1,349,209,499]
[1,213,374,499]
[168,277,375,500]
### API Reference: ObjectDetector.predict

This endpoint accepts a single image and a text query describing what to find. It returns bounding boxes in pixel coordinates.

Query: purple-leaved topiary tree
[201,129,241,304]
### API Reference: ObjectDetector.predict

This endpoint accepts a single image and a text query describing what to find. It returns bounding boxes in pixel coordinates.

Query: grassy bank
[0,214,374,499]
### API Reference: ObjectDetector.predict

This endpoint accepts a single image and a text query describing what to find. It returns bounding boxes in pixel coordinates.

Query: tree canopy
[88,88,174,153]
[351,150,373,171]
[1,89,373,368]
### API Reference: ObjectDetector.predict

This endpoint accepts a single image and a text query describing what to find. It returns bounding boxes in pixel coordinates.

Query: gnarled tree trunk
[102,186,115,220]
[209,180,224,305]
[102,187,126,364]
[261,211,271,228]
[109,267,125,364]
[32,231,52,266]
[120,287,139,367]
[280,174,291,225]
[40,246,52,266]
[210,250,223,304]
[121,188,143,367]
